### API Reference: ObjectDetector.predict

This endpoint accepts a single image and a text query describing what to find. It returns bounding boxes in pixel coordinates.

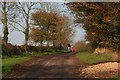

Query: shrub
[27,46,39,52]
[74,41,92,52]
[2,42,22,55]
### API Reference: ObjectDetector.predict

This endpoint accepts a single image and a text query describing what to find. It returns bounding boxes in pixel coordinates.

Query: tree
[32,10,57,47]
[54,15,73,49]
[14,2,38,45]
[0,2,18,45]
[30,28,47,47]
[7,2,38,53]
[66,2,120,51]
[31,9,73,49]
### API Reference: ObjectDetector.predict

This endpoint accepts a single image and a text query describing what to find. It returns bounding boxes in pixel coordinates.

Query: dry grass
[110,52,118,61]
[94,48,113,54]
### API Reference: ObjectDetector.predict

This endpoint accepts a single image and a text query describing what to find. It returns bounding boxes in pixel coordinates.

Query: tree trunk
[46,41,49,51]
[40,41,43,52]
[59,43,62,50]
[53,40,56,48]
[40,41,43,47]
[24,40,28,53]
[3,2,9,45]
[46,41,49,48]
[24,23,29,53]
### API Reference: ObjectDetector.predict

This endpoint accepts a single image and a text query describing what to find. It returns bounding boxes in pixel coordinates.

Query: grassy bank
[2,57,30,77]
[76,52,118,64]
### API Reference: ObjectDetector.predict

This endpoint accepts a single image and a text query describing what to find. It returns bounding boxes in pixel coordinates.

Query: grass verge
[108,76,120,80]
[2,57,30,77]
[75,52,117,64]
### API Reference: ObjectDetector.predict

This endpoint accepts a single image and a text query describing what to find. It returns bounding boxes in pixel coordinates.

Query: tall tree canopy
[30,9,73,49]
[66,2,120,51]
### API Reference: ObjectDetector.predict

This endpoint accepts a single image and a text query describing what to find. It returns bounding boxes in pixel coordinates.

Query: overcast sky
[0,2,86,45]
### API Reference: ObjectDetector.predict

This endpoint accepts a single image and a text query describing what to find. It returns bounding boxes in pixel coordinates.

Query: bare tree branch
[18,2,27,16]
[11,20,26,29]
[8,22,24,33]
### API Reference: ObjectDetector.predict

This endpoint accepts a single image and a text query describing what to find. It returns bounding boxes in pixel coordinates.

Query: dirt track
[5,52,87,78]
[4,52,119,79]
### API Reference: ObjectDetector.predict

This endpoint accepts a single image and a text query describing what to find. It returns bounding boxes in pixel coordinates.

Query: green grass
[108,76,120,80]
[76,52,112,64]
[52,50,67,53]
[2,57,30,77]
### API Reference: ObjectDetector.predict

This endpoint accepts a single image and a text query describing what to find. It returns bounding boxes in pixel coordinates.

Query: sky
[72,25,86,42]
[0,2,86,45]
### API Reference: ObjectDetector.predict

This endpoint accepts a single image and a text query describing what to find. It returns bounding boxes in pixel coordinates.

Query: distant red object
[71,47,75,51]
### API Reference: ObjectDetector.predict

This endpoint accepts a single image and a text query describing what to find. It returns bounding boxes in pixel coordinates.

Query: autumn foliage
[66,2,120,52]
[30,9,73,50]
